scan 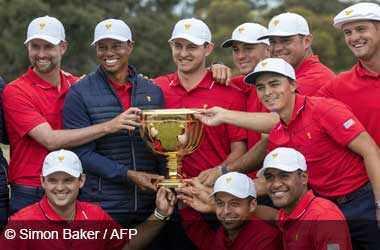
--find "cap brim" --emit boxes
[244,69,295,85]
[24,35,61,45]
[334,17,380,29]
[169,34,206,46]
[43,167,80,178]
[221,39,269,48]
[258,31,303,40]
[256,165,303,177]
[91,35,130,46]
[210,190,252,199]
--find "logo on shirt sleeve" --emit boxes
[343,118,355,129]
[327,243,340,250]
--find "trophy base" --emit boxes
[158,179,186,188]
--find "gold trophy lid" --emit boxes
[141,108,203,115]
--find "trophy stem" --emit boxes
[157,153,185,188]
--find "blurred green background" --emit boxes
[0,0,371,83]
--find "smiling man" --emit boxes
[245,57,380,249]
[62,19,166,230]
[316,3,380,249]
[153,18,247,181]
[318,2,380,154]
[258,147,351,250]
[221,23,270,151]
[1,149,176,250]
[258,12,335,95]
[178,172,282,250]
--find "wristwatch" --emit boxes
[219,164,228,175]
[376,200,380,210]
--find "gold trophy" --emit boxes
[140,109,204,188]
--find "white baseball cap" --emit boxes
[333,2,380,29]
[244,58,295,84]
[258,12,310,40]
[42,149,83,177]
[24,16,65,45]
[91,19,132,45]
[169,18,211,45]
[221,23,269,48]
[257,147,307,177]
[210,172,256,198]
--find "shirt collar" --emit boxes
[217,217,256,247]
[169,70,215,90]
[295,55,319,75]
[279,94,306,127]
[356,61,380,78]
[39,195,88,222]
[109,79,132,91]
[27,66,71,93]
[278,190,315,221]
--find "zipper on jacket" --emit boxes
[0,162,7,191]
[98,176,102,192]
[130,130,138,212]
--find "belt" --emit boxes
[333,182,371,205]
[11,184,45,196]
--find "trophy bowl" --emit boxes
[140,109,204,188]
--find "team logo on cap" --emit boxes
[226,177,232,184]
[261,61,268,67]
[146,96,151,102]
[58,155,65,161]
[105,23,112,30]
[271,153,278,159]
[274,19,280,26]
[184,24,191,30]
[238,26,245,33]
[39,23,46,30]
[345,10,353,16]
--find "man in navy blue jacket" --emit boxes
[62,18,166,230]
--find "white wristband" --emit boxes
[154,208,170,221]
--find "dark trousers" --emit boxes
[336,184,380,250]
[9,184,44,216]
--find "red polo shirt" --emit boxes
[109,79,132,110]
[154,71,247,178]
[180,207,282,250]
[3,67,79,186]
[277,190,352,250]
[1,196,128,250]
[267,95,367,198]
[295,55,336,96]
[317,62,380,146]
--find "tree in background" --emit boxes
[0,0,367,83]
[0,0,180,82]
